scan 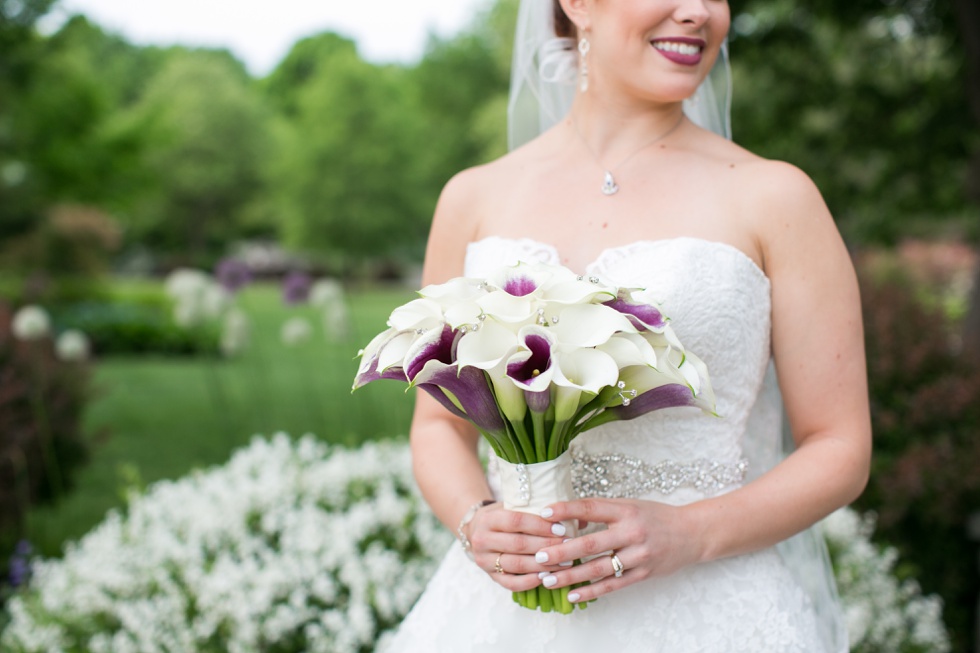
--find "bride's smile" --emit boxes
[650,37,706,66]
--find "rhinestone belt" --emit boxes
[572,450,749,499]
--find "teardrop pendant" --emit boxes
[601,171,619,196]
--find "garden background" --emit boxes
[2,0,979,650]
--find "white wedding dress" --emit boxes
[382,236,845,652]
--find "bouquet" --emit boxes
[354,261,715,612]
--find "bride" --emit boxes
[384,0,871,651]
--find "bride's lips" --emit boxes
[650,37,706,66]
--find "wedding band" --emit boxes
[494,553,505,574]
[610,552,625,578]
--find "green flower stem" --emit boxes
[525,587,538,610]
[560,587,573,613]
[575,406,620,434]
[538,585,554,612]
[509,419,536,464]
[547,420,571,460]
[530,409,547,461]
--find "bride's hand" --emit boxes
[530,498,705,603]
[464,503,569,592]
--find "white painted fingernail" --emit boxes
[551,523,566,536]
[540,507,554,518]
[535,551,549,564]
[538,571,549,579]
[568,592,581,602]
[563,538,572,543]
[542,575,558,588]
[559,560,572,567]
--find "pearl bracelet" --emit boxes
[456,499,495,560]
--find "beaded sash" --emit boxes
[572,450,749,499]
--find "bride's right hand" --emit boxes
[464,503,569,591]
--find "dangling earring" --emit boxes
[578,36,590,92]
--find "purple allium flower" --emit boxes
[282,271,312,305]
[9,540,32,588]
[215,258,252,293]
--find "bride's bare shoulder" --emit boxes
[434,138,548,225]
[424,146,536,282]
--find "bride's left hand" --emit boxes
[532,498,705,603]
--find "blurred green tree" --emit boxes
[732,0,973,244]
[265,38,429,267]
[121,51,272,262]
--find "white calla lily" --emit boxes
[477,290,536,324]
[487,361,527,422]
[540,278,617,305]
[455,320,519,370]
[388,298,444,332]
[486,262,552,297]
[552,303,637,348]
[552,348,619,422]
[553,348,620,393]
[419,277,486,305]
[598,333,660,368]
[376,331,417,373]
[444,302,484,329]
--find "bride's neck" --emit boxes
[566,95,686,160]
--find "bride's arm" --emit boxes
[409,169,560,590]
[534,161,872,601]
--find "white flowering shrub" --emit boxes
[0,435,451,653]
[0,435,950,653]
[822,508,951,653]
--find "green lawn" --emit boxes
[25,281,418,557]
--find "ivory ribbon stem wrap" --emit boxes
[496,450,579,539]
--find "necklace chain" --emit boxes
[571,114,685,196]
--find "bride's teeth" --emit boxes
[654,42,701,56]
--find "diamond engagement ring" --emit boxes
[495,553,505,574]
[610,552,625,578]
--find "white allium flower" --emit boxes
[164,268,210,300]
[165,268,230,328]
[11,305,51,341]
[55,329,91,362]
[322,302,351,341]
[309,278,344,309]
[201,284,231,320]
[281,316,312,346]
[220,308,249,357]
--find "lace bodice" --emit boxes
[466,236,776,506]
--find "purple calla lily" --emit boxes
[506,332,554,389]
[524,389,551,414]
[352,329,414,389]
[353,360,409,387]
[406,325,456,382]
[604,292,667,331]
[503,274,538,297]
[608,383,700,420]
[414,363,505,435]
